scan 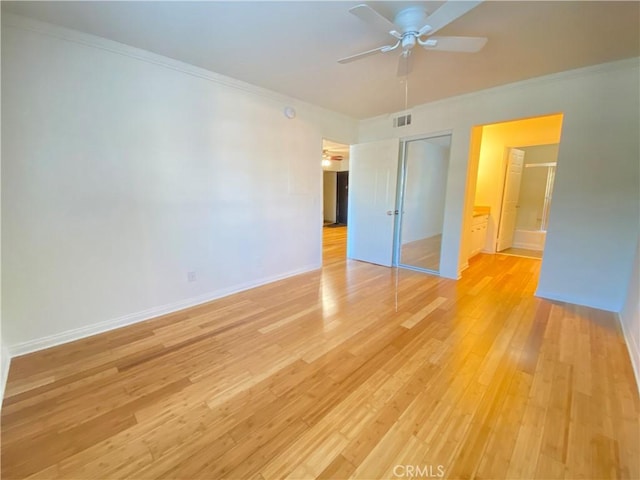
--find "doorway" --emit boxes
[322,139,350,266]
[322,139,350,226]
[469,113,564,262]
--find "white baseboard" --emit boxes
[618,313,640,396]
[512,241,543,251]
[458,261,470,279]
[1,344,11,408]
[534,289,619,313]
[8,264,320,358]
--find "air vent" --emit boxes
[393,113,412,128]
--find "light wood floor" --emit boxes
[2,226,638,479]
[499,247,544,260]
[399,234,443,271]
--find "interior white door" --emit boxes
[347,138,400,266]
[497,148,525,252]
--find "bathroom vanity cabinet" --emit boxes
[470,212,489,257]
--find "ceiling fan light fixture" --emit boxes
[401,34,416,51]
[393,6,427,33]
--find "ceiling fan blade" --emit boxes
[420,36,488,53]
[420,1,484,36]
[338,42,400,64]
[397,52,414,77]
[349,4,402,38]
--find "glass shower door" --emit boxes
[397,135,451,273]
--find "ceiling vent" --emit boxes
[393,113,412,128]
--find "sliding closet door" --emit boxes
[398,135,451,273]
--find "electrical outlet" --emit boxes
[187,271,196,282]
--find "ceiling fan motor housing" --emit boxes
[401,34,416,51]
[394,7,428,34]
[395,7,429,51]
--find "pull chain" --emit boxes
[404,75,409,111]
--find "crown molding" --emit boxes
[1,13,356,124]
[362,56,640,124]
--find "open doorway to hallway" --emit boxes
[466,113,564,264]
[322,139,350,262]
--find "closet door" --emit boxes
[347,138,400,267]
[398,135,451,273]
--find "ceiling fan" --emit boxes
[339,1,488,76]
[323,149,344,161]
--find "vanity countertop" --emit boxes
[472,206,490,217]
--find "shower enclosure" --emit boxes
[513,160,556,251]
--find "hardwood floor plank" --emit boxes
[317,453,357,479]
[2,407,137,479]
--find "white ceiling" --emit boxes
[3,1,639,119]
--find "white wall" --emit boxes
[620,239,640,392]
[401,140,449,243]
[0,9,8,405]
[359,58,639,313]
[1,15,357,354]
[323,171,337,223]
